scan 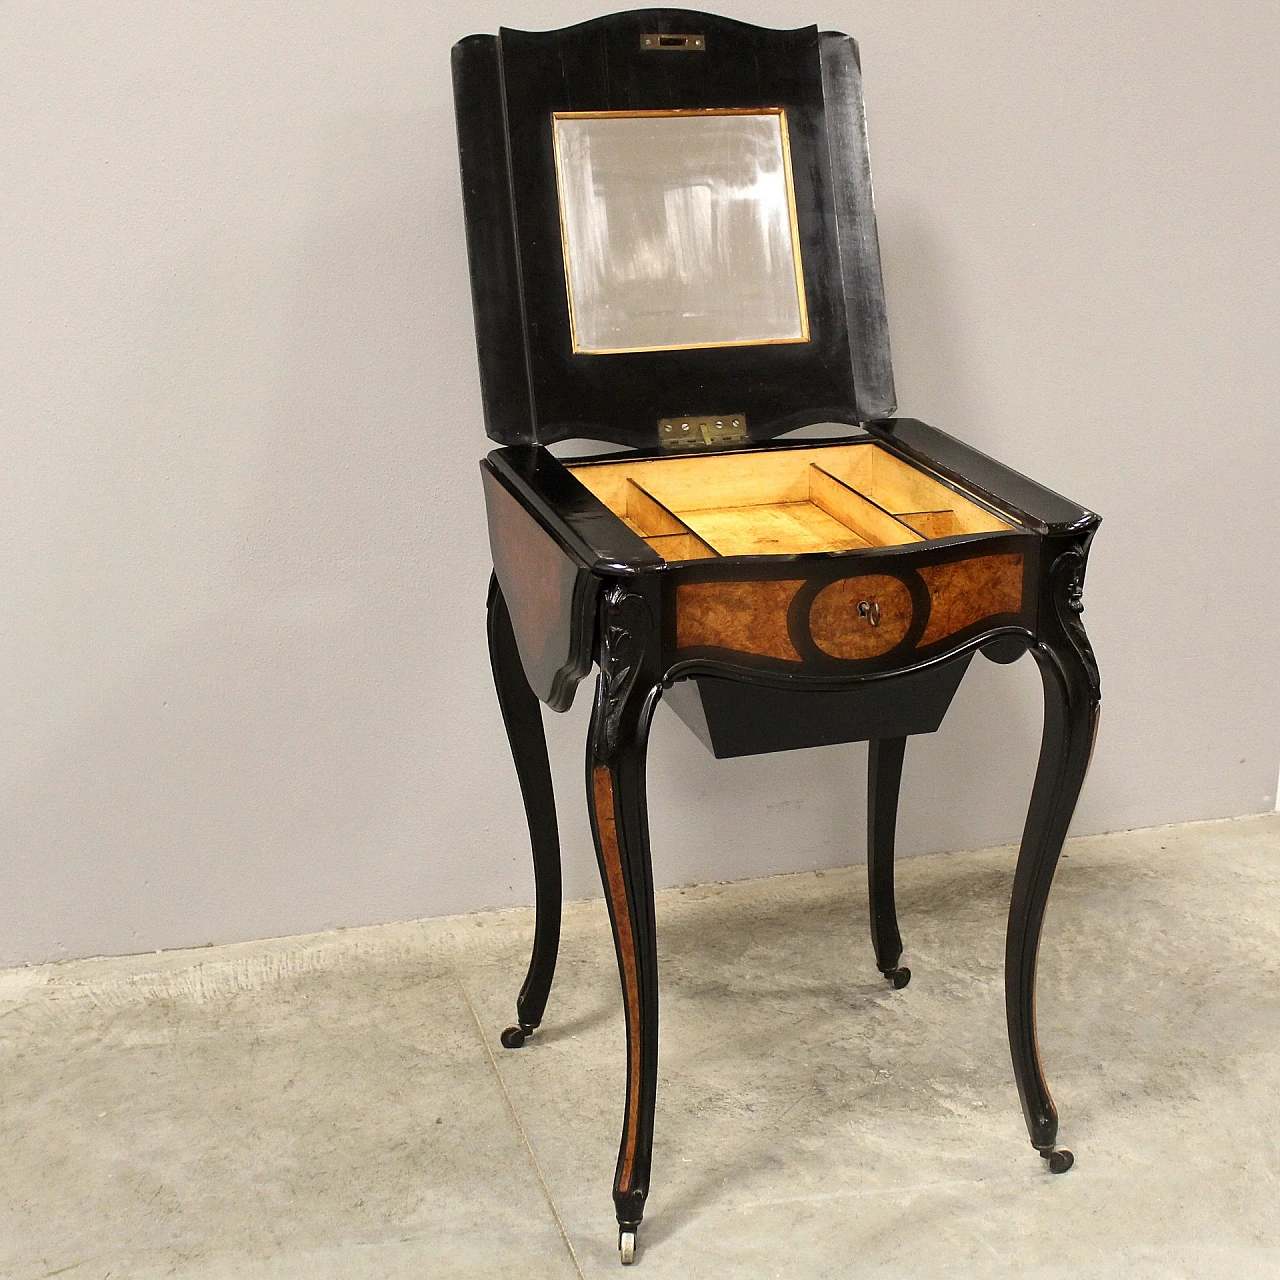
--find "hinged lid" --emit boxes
[452,9,895,450]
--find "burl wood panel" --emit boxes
[591,765,642,1194]
[808,574,913,659]
[675,579,806,661]
[918,553,1024,646]
[483,469,583,704]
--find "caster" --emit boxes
[883,966,911,989]
[619,1229,637,1265]
[1039,1146,1074,1174]
[500,1023,534,1049]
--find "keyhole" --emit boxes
[857,600,881,627]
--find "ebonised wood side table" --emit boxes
[453,10,1100,1264]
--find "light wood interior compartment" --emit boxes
[896,510,966,538]
[643,533,719,560]
[618,479,718,560]
[807,466,923,547]
[569,441,1013,559]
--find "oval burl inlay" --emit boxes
[808,575,913,659]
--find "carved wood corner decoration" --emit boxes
[1046,542,1101,700]
[598,584,651,762]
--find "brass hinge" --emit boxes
[659,414,747,451]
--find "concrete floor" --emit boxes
[2,815,1279,1279]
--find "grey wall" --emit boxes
[3,2,1278,966]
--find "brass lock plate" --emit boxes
[640,32,705,51]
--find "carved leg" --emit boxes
[487,575,562,1049]
[867,737,910,989]
[1006,548,1100,1174]
[587,584,661,1265]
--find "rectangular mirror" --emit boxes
[552,109,810,355]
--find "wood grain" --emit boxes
[819,445,1011,536]
[809,466,922,547]
[624,481,687,536]
[641,532,718,562]
[592,765,642,1195]
[808,574,913,659]
[483,469,585,706]
[898,510,964,539]
[918,554,1024,645]
[675,579,807,660]
[680,502,869,556]
[569,441,1015,543]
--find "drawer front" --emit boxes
[673,552,1025,667]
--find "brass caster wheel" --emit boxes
[619,1229,637,1265]
[883,966,911,989]
[500,1023,534,1049]
[1040,1146,1074,1174]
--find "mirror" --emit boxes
[552,109,809,355]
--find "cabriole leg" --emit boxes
[1006,548,1100,1173]
[587,584,661,1264]
[867,736,910,988]
[487,575,562,1049]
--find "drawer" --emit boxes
[673,553,1025,665]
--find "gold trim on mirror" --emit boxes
[551,108,810,356]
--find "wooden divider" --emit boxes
[807,466,923,547]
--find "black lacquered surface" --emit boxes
[454,11,903,449]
